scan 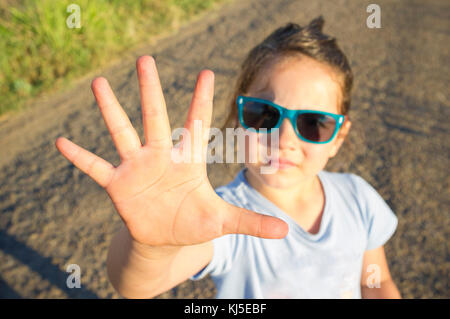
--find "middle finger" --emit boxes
[137,56,173,149]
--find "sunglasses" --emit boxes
[237,95,345,144]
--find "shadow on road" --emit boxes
[0,229,99,299]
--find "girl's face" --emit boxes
[240,54,351,189]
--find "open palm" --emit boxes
[55,56,288,247]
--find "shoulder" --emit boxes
[320,171,392,221]
[321,171,398,246]
[319,170,373,200]
[320,170,384,198]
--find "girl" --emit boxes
[55,16,401,299]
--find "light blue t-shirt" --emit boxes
[191,168,398,299]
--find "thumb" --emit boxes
[222,205,289,239]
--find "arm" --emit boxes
[106,225,213,299]
[360,245,401,299]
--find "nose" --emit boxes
[277,118,300,150]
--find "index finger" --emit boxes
[183,69,215,162]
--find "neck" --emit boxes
[244,168,320,213]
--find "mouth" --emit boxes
[267,158,297,169]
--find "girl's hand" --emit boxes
[55,56,288,247]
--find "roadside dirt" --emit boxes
[0,0,448,298]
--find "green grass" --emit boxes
[0,0,229,117]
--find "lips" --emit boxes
[268,157,297,169]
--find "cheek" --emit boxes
[244,133,268,164]
[302,143,334,168]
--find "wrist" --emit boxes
[121,226,182,260]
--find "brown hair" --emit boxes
[220,16,353,132]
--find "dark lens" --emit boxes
[242,101,280,131]
[297,113,337,142]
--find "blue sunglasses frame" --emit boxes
[237,95,345,144]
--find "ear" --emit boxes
[329,116,351,158]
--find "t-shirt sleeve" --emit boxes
[190,187,241,281]
[353,175,398,251]
[190,234,237,280]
